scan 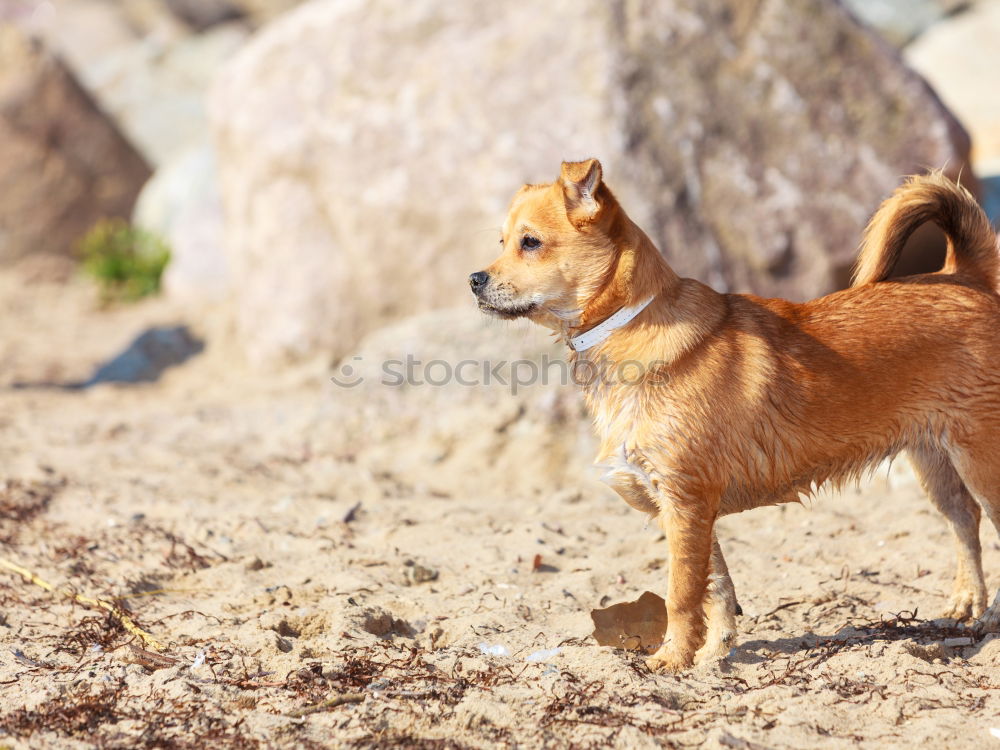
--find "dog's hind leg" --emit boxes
[694,532,739,664]
[909,443,987,620]
[944,429,1000,632]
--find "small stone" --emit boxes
[245,557,269,571]
[402,562,439,586]
[274,634,293,653]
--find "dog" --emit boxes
[469,158,1000,672]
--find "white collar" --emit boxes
[568,295,655,352]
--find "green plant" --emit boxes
[78,219,171,302]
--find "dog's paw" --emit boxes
[973,600,1000,634]
[694,628,736,664]
[940,589,987,621]
[645,644,694,674]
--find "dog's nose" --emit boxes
[469,271,489,291]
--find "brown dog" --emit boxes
[470,159,1000,672]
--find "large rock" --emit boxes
[905,0,1000,166]
[0,26,151,264]
[30,1,248,166]
[133,143,229,300]
[210,0,973,366]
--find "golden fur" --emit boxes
[471,159,1000,672]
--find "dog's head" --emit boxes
[470,159,626,326]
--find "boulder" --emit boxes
[32,1,248,166]
[905,0,1000,166]
[133,143,229,300]
[210,0,973,366]
[0,26,151,264]
[31,0,188,69]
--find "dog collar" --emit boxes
[569,296,655,352]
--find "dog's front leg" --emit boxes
[646,493,718,673]
[694,532,739,664]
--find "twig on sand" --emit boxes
[286,692,365,718]
[127,644,179,669]
[113,587,200,601]
[0,556,166,652]
[342,501,362,524]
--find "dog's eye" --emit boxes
[521,236,541,251]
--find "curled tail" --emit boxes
[852,171,998,289]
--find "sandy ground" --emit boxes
[1,269,999,749]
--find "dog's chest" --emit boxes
[584,377,658,442]
[586,383,677,515]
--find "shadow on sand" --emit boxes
[11,325,203,390]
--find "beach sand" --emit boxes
[1,270,998,748]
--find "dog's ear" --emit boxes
[560,158,603,226]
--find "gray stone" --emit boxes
[0,25,151,264]
[210,0,973,365]
[134,143,229,300]
[32,3,248,166]
[905,0,1000,167]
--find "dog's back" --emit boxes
[706,174,1000,505]
[724,176,1000,630]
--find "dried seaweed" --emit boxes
[0,682,127,738]
[0,680,263,749]
[348,734,476,749]
[115,523,227,572]
[56,613,131,657]
[0,556,165,651]
[1,503,995,750]
[0,477,64,542]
